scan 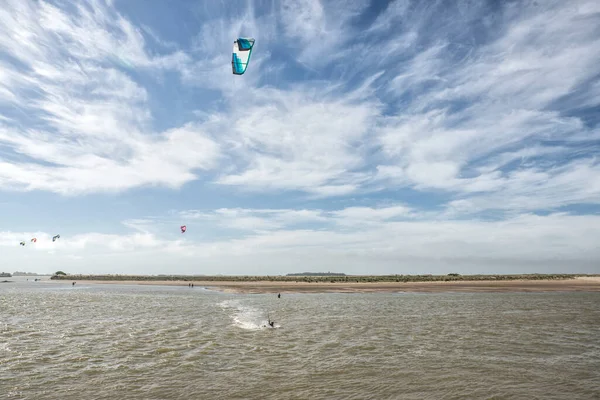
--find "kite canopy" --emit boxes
[232,37,255,75]
[52,234,60,242]
[20,241,25,246]
[181,225,187,234]
[31,238,37,243]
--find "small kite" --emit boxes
[232,37,255,75]
[52,234,60,242]
[20,241,26,246]
[31,238,37,243]
[181,225,187,234]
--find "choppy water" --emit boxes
[1,278,599,399]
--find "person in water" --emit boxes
[277,293,281,298]
[266,316,275,328]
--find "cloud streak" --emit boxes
[371,0,600,213]
[0,0,217,194]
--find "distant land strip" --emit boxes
[50,273,596,283]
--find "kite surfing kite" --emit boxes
[232,37,255,75]
[31,238,37,243]
[181,225,187,234]
[20,241,25,246]
[52,234,60,242]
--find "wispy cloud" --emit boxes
[0,0,217,194]
[279,0,370,68]
[1,0,599,274]
[372,0,600,212]
[214,85,381,196]
[180,207,329,232]
[2,0,598,205]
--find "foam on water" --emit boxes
[219,299,278,330]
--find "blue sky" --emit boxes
[1,0,599,275]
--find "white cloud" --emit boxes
[281,0,325,42]
[2,207,598,274]
[179,207,329,233]
[449,160,600,214]
[280,0,370,68]
[2,0,596,208]
[121,219,158,234]
[374,0,600,211]
[0,0,220,194]
[330,205,415,228]
[0,122,220,194]
[143,211,600,274]
[0,230,164,252]
[214,85,381,196]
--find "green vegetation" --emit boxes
[49,273,592,282]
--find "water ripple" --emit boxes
[1,285,599,399]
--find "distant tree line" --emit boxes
[12,271,45,276]
[286,272,347,276]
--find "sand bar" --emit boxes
[50,277,600,294]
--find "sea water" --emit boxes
[1,278,599,399]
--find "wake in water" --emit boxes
[218,299,280,330]
[42,285,91,291]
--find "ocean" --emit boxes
[2,277,599,399]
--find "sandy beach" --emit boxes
[51,276,600,294]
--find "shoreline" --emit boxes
[50,277,600,294]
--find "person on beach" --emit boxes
[278,293,280,298]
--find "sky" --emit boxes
[1,0,599,276]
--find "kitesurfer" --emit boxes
[278,293,281,298]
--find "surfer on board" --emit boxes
[266,314,275,328]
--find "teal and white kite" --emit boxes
[232,38,255,75]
